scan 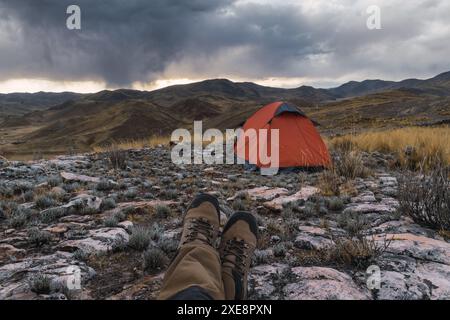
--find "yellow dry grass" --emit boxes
[92,136,171,152]
[330,126,450,170]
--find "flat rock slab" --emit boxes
[377,263,450,300]
[60,172,100,183]
[63,194,103,211]
[264,186,320,211]
[379,176,398,187]
[0,244,26,262]
[294,226,334,250]
[0,251,95,300]
[373,233,450,265]
[230,186,289,202]
[351,191,376,203]
[249,264,289,299]
[58,228,129,254]
[284,267,371,300]
[343,197,399,215]
[116,200,177,210]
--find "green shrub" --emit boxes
[158,237,178,254]
[47,176,63,188]
[96,180,115,192]
[273,243,287,257]
[252,249,271,265]
[101,198,116,210]
[326,197,345,211]
[28,228,52,247]
[8,208,31,228]
[128,226,152,251]
[40,207,66,223]
[29,273,52,294]
[143,247,168,271]
[104,216,119,227]
[337,212,368,237]
[155,205,171,218]
[35,195,57,209]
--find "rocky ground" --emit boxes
[0,147,449,300]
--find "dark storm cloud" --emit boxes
[0,0,237,85]
[0,0,449,87]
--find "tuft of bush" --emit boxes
[337,211,368,237]
[103,216,119,227]
[21,190,34,202]
[326,197,345,211]
[73,249,90,261]
[143,247,168,272]
[252,249,272,265]
[232,199,246,211]
[29,273,52,294]
[128,226,152,251]
[328,235,391,270]
[96,180,115,192]
[114,210,126,222]
[40,207,66,223]
[35,195,57,209]
[124,189,137,199]
[106,146,128,170]
[149,223,164,242]
[161,189,178,200]
[335,150,371,180]
[63,182,81,193]
[0,183,14,197]
[12,182,34,195]
[28,228,52,247]
[398,166,450,231]
[47,176,63,188]
[273,243,288,257]
[318,168,341,196]
[8,207,31,228]
[158,237,178,254]
[101,198,116,210]
[155,205,171,218]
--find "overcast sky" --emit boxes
[0,0,449,93]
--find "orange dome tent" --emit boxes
[235,101,331,169]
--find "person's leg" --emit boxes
[158,194,225,300]
[219,212,258,300]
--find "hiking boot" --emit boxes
[179,193,221,248]
[219,211,258,300]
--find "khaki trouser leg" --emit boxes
[158,243,225,300]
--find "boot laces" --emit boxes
[183,218,215,246]
[222,238,249,276]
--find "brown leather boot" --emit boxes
[158,193,224,300]
[219,211,258,300]
[179,193,221,249]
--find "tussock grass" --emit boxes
[330,126,450,170]
[92,136,171,153]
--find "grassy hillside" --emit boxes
[0,72,449,159]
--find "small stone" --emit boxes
[60,172,101,183]
[264,186,320,211]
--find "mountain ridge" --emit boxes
[0,71,449,157]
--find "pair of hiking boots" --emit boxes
[180,193,258,300]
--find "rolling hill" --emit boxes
[0,72,449,158]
